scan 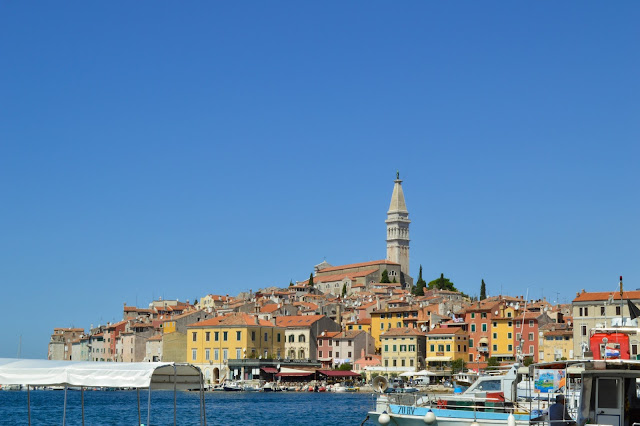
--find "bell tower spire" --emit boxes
[386,172,410,279]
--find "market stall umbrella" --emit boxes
[413,370,436,376]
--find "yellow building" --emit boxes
[490,305,517,362]
[380,327,426,374]
[187,313,285,384]
[346,318,372,335]
[540,325,574,362]
[425,327,468,368]
[370,306,419,351]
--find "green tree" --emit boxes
[451,358,466,374]
[523,356,533,367]
[487,357,499,367]
[289,280,294,287]
[392,277,397,283]
[308,273,314,287]
[380,269,391,283]
[480,279,487,300]
[337,362,352,371]
[427,273,457,291]
[341,283,347,297]
[413,265,427,296]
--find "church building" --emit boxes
[304,174,414,296]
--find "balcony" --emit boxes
[477,346,489,353]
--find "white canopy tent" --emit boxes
[0,358,206,426]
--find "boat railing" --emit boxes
[379,392,535,416]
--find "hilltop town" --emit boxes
[47,176,635,385]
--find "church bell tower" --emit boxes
[386,172,410,279]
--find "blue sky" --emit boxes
[1,2,638,358]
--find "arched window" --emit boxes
[288,335,294,343]
[298,334,306,343]
[290,349,296,359]
[299,349,305,359]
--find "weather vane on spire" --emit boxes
[396,170,399,179]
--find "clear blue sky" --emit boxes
[1,2,638,359]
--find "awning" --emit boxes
[275,372,313,377]
[0,358,202,390]
[317,370,360,378]
[426,356,452,362]
[261,367,278,374]
[479,337,489,344]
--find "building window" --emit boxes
[289,335,294,343]
[223,349,228,361]
[471,324,476,332]
[585,307,588,316]
[507,312,512,318]
[493,333,497,339]
[492,345,497,351]
[482,324,487,332]
[348,352,352,358]
[401,359,405,367]
[410,359,414,367]
[236,349,242,359]
[264,333,268,342]
[616,306,621,316]
[481,313,487,319]
[446,345,450,352]
[252,331,256,341]
[380,323,384,330]
[469,339,474,348]
[385,345,388,352]
[508,322,512,327]
[298,334,306,343]
[319,351,323,358]
[438,345,444,352]
[236,331,242,341]
[223,331,228,341]
[214,349,219,361]
[393,359,397,367]
[397,322,401,328]
[528,333,534,341]
[277,333,281,343]
[529,345,534,354]
[430,345,434,352]
[215,332,219,341]
[205,332,210,342]
[393,345,397,351]
[529,320,534,327]
[329,351,332,357]
[336,352,340,358]
[508,332,512,339]
[471,313,475,319]
[601,306,606,316]
[581,325,587,336]
[348,340,352,346]
[508,344,512,351]
[192,332,197,342]
[493,322,497,327]
[191,349,197,361]
[205,349,210,361]
[517,333,521,340]
[384,360,388,367]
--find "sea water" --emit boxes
[0,390,375,425]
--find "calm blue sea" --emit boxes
[0,390,376,425]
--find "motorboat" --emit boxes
[367,360,632,426]
[261,382,281,392]
[222,381,243,391]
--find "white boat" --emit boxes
[261,381,282,392]
[367,359,630,426]
[222,381,243,391]
[368,364,534,426]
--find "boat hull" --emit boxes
[368,407,531,426]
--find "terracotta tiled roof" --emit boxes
[427,327,465,335]
[188,313,274,328]
[573,290,640,302]
[347,318,372,325]
[371,305,419,314]
[274,315,325,327]
[381,327,424,337]
[260,304,281,313]
[318,260,400,273]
